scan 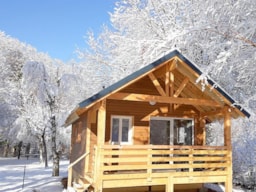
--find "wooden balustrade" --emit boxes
[97,145,230,182]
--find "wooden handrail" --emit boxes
[68,152,90,188]
[98,145,230,181]
[100,145,228,150]
[68,152,90,168]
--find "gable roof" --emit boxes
[66,49,250,125]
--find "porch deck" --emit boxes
[91,145,231,191]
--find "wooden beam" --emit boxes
[65,111,79,126]
[176,58,225,105]
[97,100,106,146]
[85,109,92,173]
[76,100,102,117]
[199,116,206,145]
[224,106,231,148]
[166,176,174,192]
[174,77,189,98]
[169,59,177,71]
[223,106,233,192]
[169,71,175,112]
[225,150,233,192]
[148,73,166,96]
[108,93,222,107]
[165,65,170,96]
[201,109,224,118]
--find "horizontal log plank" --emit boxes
[101,145,227,150]
[101,149,228,156]
[102,170,228,180]
[102,156,228,163]
[108,93,222,107]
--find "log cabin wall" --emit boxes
[106,99,157,145]
[105,99,204,145]
[86,107,98,173]
[70,112,87,177]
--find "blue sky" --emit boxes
[0,0,116,62]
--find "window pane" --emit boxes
[121,119,129,142]
[174,119,193,145]
[150,120,170,145]
[112,118,119,142]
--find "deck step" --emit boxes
[73,181,91,192]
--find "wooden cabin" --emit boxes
[65,50,250,192]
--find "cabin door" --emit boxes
[150,118,173,145]
[150,117,194,145]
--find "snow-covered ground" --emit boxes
[204,183,245,192]
[0,157,68,192]
[0,156,247,192]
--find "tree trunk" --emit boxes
[42,133,48,168]
[52,150,60,176]
[38,137,44,163]
[38,128,48,167]
[51,115,59,176]
[3,140,9,157]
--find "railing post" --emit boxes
[147,147,152,182]
[166,176,174,192]
[93,146,98,182]
[67,167,72,189]
[94,145,103,192]
[189,148,193,172]
[225,149,233,192]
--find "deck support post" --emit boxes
[166,176,174,192]
[95,100,106,192]
[224,106,231,147]
[147,148,152,181]
[85,109,92,173]
[97,100,106,146]
[194,115,206,145]
[224,106,232,192]
[199,115,206,145]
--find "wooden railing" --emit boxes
[67,151,90,188]
[97,145,230,182]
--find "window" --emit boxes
[111,116,133,145]
[150,117,194,145]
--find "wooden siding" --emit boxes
[121,75,160,95]
[70,112,87,177]
[106,99,202,145]
[87,108,98,174]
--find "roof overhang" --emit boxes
[65,49,250,126]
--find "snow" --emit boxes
[0,157,247,192]
[204,183,245,192]
[0,157,68,192]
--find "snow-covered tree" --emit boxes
[22,61,52,167]
[0,31,56,146]
[0,32,78,175]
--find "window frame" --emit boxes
[150,116,194,145]
[110,115,133,145]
